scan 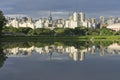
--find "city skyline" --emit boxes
[1,0,120,19]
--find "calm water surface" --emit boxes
[0,41,120,80]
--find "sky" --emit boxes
[0,0,120,19]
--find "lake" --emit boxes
[0,41,120,80]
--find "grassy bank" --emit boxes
[1,35,120,42]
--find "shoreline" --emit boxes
[1,35,120,42]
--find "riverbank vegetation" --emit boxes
[1,26,120,42]
[0,10,6,36]
[2,26,120,36]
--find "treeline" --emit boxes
[2,26,120,36]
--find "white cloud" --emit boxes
[22,10,69,19]
[86,10,120,18]
[1,0,120,19]
[5,14,28,18]
[1,7,13,11]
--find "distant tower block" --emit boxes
[91,18,96,24]
[28,17,32,23]
[80,12,85,22]
[73,12,78,21]
[99,16,105,24]
[48,11,52,21]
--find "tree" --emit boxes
[34,28,43,35]
[73,27,86,36]
[100,27,114,35]
[62,28,74,36]
[114,30,120,35]
[0,10,6,36]
[53,28,65,36]
[17,27,33,34]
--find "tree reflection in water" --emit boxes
[0,43,7,68]
[1,40,120,64]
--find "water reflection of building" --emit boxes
[107,43,120,55]
[3,43,120,61]
[4,46,34,57]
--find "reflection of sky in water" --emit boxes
[0,42,120,80]
[0,56,120,80]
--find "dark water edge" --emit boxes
[1,35,120,42]
[1,40,119,49]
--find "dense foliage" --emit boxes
[0,10,6,36]
[2,26,120,36]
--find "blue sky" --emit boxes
[0,0,120,19]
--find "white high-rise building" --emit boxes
[26,22,35,29]
[91,18,96,24]
[99,16,105,24]
[82,20,88,28]
[73,12,78,21]
[69,20,78,28]
[80,12,85,22]
[65,20,70,28]
[28,17,33,23]
[10,18,19,28]
[107,16,115,25]
[35,19,43,28]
